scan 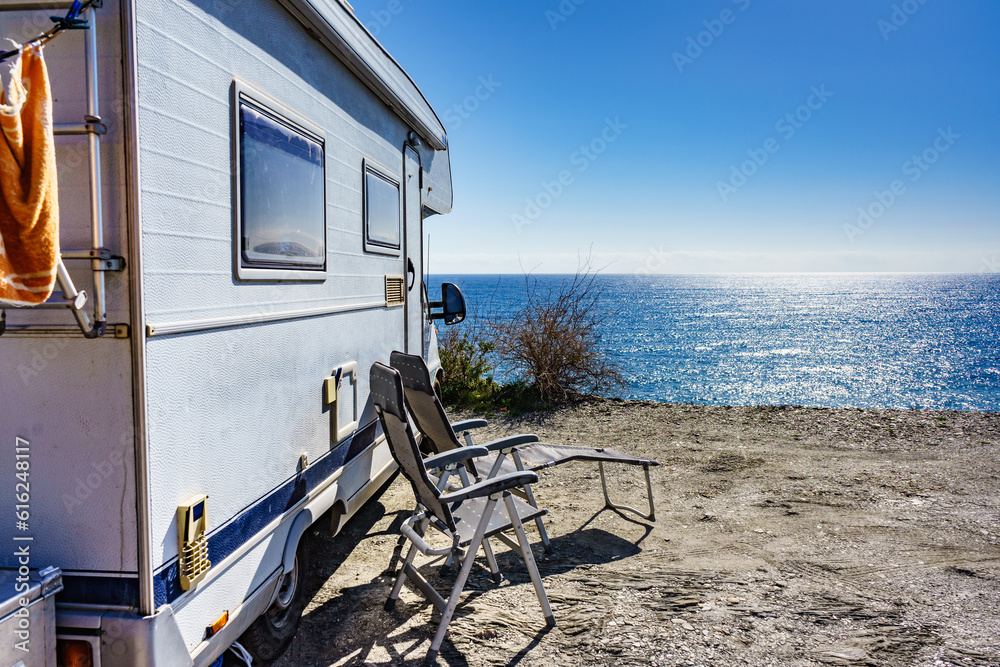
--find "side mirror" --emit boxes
[429,283,466,325]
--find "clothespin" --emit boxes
[0,0,93,63]
[49,0,89,31]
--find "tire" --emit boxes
[238,535,310,664]
[433,373,444,403]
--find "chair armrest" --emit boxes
[440,470,540,504]
[423,446,489,471]
[451,418,488,433]
[481,434,540,452]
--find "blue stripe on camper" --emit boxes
[58,574,141,607]
[153,420,378,607]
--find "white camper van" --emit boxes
[0,0,464,663]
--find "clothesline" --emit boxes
[0,0,97,64]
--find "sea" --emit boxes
[428,273,1000,412]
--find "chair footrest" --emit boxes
[512,443,658,471]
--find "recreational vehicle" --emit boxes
[0,0,464,663]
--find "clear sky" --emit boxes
[350,1,1000,274]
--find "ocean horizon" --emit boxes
[429,273,1000,412]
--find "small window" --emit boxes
[363,161,401,255]
[233,82,327,280]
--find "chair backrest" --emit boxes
[370,362,455,531]
[389,351,463,455]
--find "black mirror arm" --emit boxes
[428,283,467,324]
[427,302,446,320]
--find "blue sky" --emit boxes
[351,1,1000,274]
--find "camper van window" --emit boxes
[236,96,326,277]
[363,162,401,255]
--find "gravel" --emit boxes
[275,399,1000,667]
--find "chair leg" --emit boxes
[386,542,419,611]
[387,535,407,575]
[599,461,656,521]
[481,537,501,583]
[487,451,507,478]
[438,469,475,571]
[389,512,429,574]
[442,535,461,572]
[427,496,499,663]
[511,450,552,552]
[502,492,555,626]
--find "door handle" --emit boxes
[407,258,416,290]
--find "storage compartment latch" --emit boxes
[325,361,359,443]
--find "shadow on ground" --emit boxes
[277,480,655,667]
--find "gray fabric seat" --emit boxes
[370,362,554,664]
[389,351,659,547]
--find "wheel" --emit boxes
[433,372,444,403]
[238,535,310,664]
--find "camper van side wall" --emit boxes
[132,0,446,657]
[0,0,452,661]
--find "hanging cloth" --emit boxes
[0,44,60,306]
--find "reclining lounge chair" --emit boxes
[389,351,659,551]
[370,362,555,663]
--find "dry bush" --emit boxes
[486,263,626,404]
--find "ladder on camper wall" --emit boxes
[0,0,123,339]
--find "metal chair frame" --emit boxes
[371,362,554,664]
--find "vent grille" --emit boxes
[179,534,211,591]
[385,275,405,307]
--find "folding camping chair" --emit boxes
[389,351,659,553]
[370,362,555,664]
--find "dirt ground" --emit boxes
[274,399,1000,667]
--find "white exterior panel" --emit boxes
[135,0,413,325]
[144,308,402,567]
[0,0,138,585]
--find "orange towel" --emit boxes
[0,44,60,306]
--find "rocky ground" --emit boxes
[275,399,1000,667]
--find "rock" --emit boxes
[819,647,870,663]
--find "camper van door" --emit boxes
[403,145,422,355]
